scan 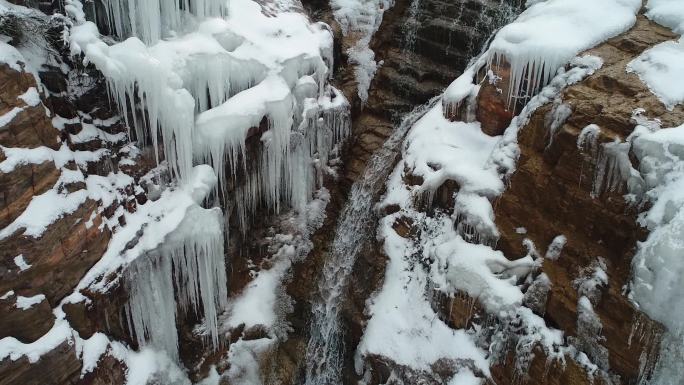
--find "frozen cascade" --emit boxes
[125,205,228,361]
[195,80,350,230]
[103,0,227,44]
[303,98,439,385]
[331,0,394,103]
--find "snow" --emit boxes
[13,254,31,271]
[0,107,25,128]
[0,143,109,173]
[112,344,190,385]
[357,215,490,372]
[18,87,40,107]
[76,332,110,375]
[487,0,639,105]
[645,0,684,34]
[357,32,604,378]
[0,40,24,72]
[448,368,482,385]
[628,38,684,111]
[0,317,72,363]
[401,109,503,198]
[225,260,288,330]
[225,339,273,385]
[15,294,46,310]
[0,186,88,239]
[544,235,567,261]
[1,291,14,300]
[331,0,393,102]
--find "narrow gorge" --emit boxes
[1,0,683,385]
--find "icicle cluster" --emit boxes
[125,206,228,360]
[485,0,640,107]
[591,139,636,198]
[66,0,351,368]
[195,81,350,230]
[104,0,226,44]
[72,0,349,223]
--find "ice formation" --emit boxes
[568,104,684,383]
[195,77,349,228]
[102,0,227,44]
[6,0,350,381]
[569,260,611,378]
[125,205,228,360]
[331,0,394,102]
[628,122,684,383]
[68,0,349,207]
[485,0,640,106]
[629,16,684,378]
[591,138,641,199]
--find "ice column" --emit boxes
[125,206,228,360]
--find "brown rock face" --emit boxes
[492,16,683,384]
[0,341,81,385]
[476,63,515,136]
[0,290,53,342]
[0,62,112,344]
[0,12,149,384]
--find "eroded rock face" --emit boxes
[341,11,683,385]
[491,16,683,384]
[4,1,684,385]
[0,11,155,383]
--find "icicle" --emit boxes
[194,77,349,233]
[125,205,228,358]
[125,250,179,360]
[523,273,551,315]
[592,139,633,198]
[545,100,572,147]
[578,124,601,154]
[102,0,226,44]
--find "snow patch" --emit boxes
[628,37,684,111]
[13,254,31,271]
[15,294,46,310]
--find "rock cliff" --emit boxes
[1,0,683,385]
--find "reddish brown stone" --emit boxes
[476,63,515,136]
